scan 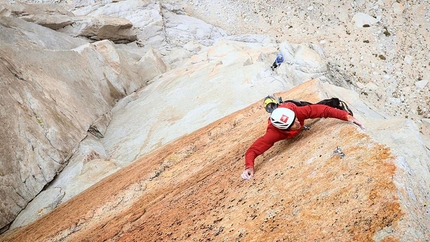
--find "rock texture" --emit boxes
[0,0,241,231]
[176,0,430,122]
[8,36,351,230]
[0,1,154,231]
[0,0,429,239]
[0,80,428,241]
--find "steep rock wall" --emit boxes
[1,80,427,241]
[1,0,429,238]
[0,12,152,230]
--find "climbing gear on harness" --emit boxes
[333,146,345,158]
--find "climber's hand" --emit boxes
[241,168,254,180]
[347,115,365,130]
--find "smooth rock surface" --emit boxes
[0,4,151,230]
[1,0,429,238]
[1,80,428,241]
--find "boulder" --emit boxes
[3,1,75,30]
[352,12,379,28]
[135,47,167,83]
[60,16,137,43]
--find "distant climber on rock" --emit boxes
[241,95,365,180]
[270,53,284,71]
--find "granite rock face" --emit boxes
[1,80,428,241]
[0,2,156,230]
[0,0,239,231]
[0,0,429,239]
[8,36,310,231]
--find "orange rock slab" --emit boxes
[0,80,403,241]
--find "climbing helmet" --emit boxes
[270,107,296,130]
[276,53,284,64]
[263,95,279,113]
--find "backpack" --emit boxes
[316,98,353,115]
[279,97,353,116]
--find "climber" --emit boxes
[241,95,364,180]
[270,53,284,71]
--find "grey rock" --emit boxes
[10,188,65,230]
[0,10,151,230]
[1,0,429,239]
[60,16,137,43]
[8,2,75,30]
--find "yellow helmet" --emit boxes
[263,95,279,113]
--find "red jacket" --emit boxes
[245,102,349,169]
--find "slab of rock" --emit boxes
[1,80,428,241]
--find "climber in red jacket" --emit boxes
[241,96,364,180]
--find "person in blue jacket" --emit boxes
[271,53,284,71]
